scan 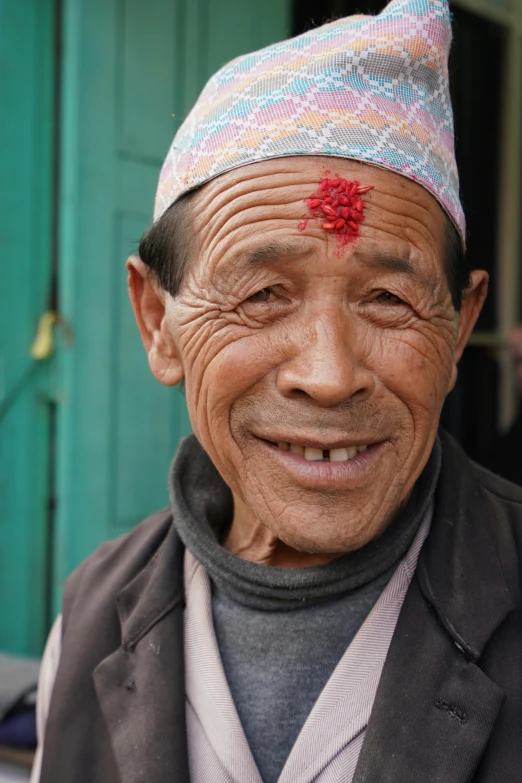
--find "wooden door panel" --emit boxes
[119,0,180,160]
[0,0,55,654]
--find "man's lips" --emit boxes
[252,435,386,489]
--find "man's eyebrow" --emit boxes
[357,249,415,275]
[234,240,313,268]
[357,249,433,287]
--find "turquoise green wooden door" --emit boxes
[54,0,291,610]
[0,0,56,654]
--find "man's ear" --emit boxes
[126,255,184,386]
[448,269,489,391]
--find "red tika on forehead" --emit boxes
[298,174,374,251]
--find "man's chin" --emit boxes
[256,502,395,556]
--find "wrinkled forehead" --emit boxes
[187,156,448,271]
[191,157,447,229]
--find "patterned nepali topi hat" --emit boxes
[155,0,465,244]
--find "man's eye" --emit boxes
[373,291,405,306]
[246,288,273,303]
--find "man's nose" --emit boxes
[276,314,375,407]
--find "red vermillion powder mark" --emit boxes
[298,174,374,252]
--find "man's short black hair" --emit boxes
[139,191,195,299]
[444,214,471,311]
[139,190,470,311]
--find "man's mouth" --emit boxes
[254,435,386,488]
[271,442,368,462]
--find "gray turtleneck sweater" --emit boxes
[169,435,441,783]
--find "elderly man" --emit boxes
[32,1,522,782]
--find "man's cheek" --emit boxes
[378,334,452,399]
[188,376,243,464]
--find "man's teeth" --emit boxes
[277,443,368,461]
[331,447,357,461]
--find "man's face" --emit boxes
[130,157,486,554]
